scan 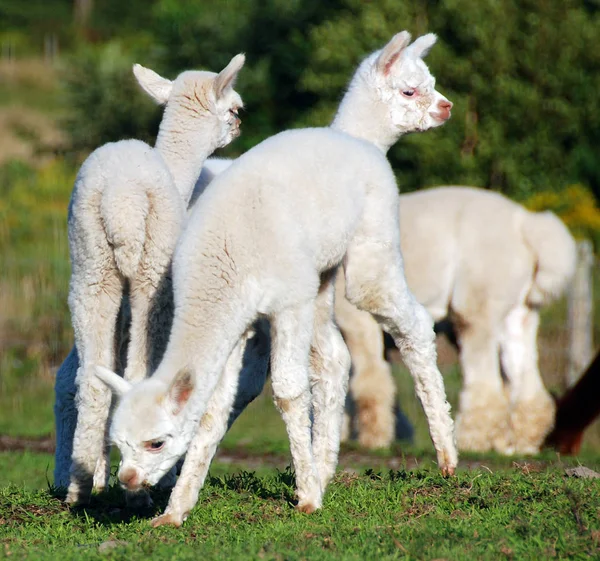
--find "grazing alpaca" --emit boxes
[96,31,457,527]
[337,187,576,454]
[62,55,245,505]
[545,349,600,455]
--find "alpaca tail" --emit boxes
[521,210,577,307]
[101,181,151,280]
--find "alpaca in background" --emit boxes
[338,186,576,454]
[60,55,246,505]
[96,31,457,527]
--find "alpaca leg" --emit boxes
[335,274,396,449]
[500,306,555,454]
[55,299,131,491]
[152,326,270,527]
[66,271,122,504]
[271,302,322,512]
[455,320,511,453]
[125,280,160,383]
[344,240,457,475]
[310,273,351,492]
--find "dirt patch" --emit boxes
[0,435,55,453]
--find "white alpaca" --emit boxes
[63,54,246,505]
[96,31,458,527]
[337,186,576,453]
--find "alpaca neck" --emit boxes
[330,69,402,154]
[155,112,220,205]
[154,288,255,438]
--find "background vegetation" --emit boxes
[1,1,600,557]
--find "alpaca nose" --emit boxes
[437,99,453,119]
[118,467,140,488]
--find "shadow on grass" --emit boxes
[47,466,298,527]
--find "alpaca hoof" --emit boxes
[441,465,455,477]
[296,501,319,514]
[151,512,184,528]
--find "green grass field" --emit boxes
[2,452,600,559]
[2,364,600,560]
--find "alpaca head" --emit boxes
[133,54,246,150]
[334,31,452,150]
[372,32,451,132]
[95,366,196,490]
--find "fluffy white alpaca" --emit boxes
[63,54,246,505]
[96,31,458,527]
[337,186,576,453]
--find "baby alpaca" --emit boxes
[337,187,576,454]
[97,31,457,527]
[64,54,245,505]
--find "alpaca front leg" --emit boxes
[344,241,457,475]
[271,302,322,512]
[310,274,351,491]
[152,328,269,527]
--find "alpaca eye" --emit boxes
[402,90,415,97]
[147,440,165,451]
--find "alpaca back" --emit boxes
[397,187,559,319]
[71,139,183,280]
[521,209,576,306]
[179,128,392,296]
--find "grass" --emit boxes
[2,360,600,558]
[2,460,600,560]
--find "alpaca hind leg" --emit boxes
[152,326,270,527]
[310,272,351,491]
[335,274,396,449]
[271,301,322,512]
[66,271,122,504]
[344,240,457,475]
[455,319,511,453]
[500,306,555,454]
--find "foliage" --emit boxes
[0,159,73,401]
[524,184,600,247]
[301,0,600,198]
[60,41,162,153]
[4,1,600,199]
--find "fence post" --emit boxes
[567,239,594,387]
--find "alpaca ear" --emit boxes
[95,366,132,397]
[214,53,245,99]
[407,33,437,59]
[376,31,412,76]
[166,369,195,415]
[133,64,173,105]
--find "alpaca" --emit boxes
[337,186,576,454]
[62,54,246,505]
[96,31,458,527]
[544,349,600,455]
